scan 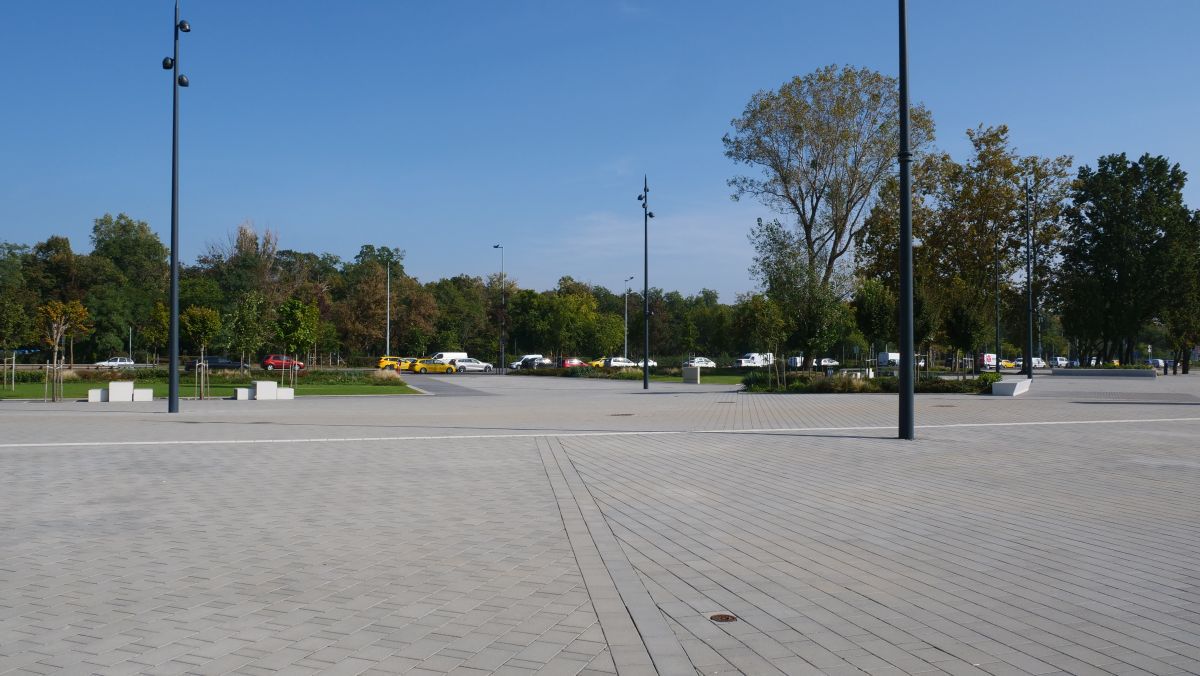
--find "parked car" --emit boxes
[451,358,493,372]
[558,357,588,368]
[261,354,305,370]
[511,354,544,369]
[378,355,416,370]
[636,359,657,368]
[1013,357,1047,369]
[1147,358,1165,368]
[413,358,457,374]
[683,357,717,368]
[94,356,135,369]
[587,357,608,368]
[819,358,840,367]
[185,356,248,372]
[999,359,1017,369]
[1051,356,1068,368]
[520,356,554,369]
[605,357,638,368]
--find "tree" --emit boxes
[1060,154,1190,364]
[748,218,846,370]
[725,64,935,284]
[734,293,788,384]
[224,291,269,368]
[142,302,170,363]
[854,278,897,358]
[1160,210,1200,373]
[181,306,222,363]
[38,300,89,368]
[275,299,319,359]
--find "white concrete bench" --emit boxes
[839,368,873,380]
[234,381,295,401]
[88,381,153,403]
[991,379,1032,396]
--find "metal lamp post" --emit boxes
[637,177,654,390]
[1025,177,1034,381]
[163,0,190,413]
[494,244,504,371]
[897,0,915,439]
[623,275,634,360]
[385,261,391,356]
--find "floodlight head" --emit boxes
[648,212,655,218]
[636,194,644,201]
[178,20,191,32]
[493,244,502,249]
[177,74,189,87]
[162,57,174,69]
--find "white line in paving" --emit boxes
[2,415,1199,449]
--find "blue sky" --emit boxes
[2,1,1198,302]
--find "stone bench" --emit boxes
[1051,368,1156,377]
[839,368,873,380]
[88,381,153,403]
[234,380,295,401]
[991,379,1032,396]
[682,366,701,384]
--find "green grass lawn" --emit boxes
[0,379,419,399]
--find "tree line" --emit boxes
[3,64,1198,373]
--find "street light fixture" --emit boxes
[623,275,634,360]
[164,0,190,413]
[494,244,505,371]
[637,177,654,390]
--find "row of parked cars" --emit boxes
[378,352,495,374]
[93,354,303,371]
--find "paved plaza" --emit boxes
[2,373,1200,675]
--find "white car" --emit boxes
[95,356,135,369]
[683,357,717,368]
[451,358,493,372]
[605,357,638,368]
[819,358,840,367]
[510,354,543,369]
[636,359,657,368]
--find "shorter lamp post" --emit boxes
[623,275,634,360]
[494,244,504,371]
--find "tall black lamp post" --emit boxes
[637,177,654,391]
[897,0,915,439]
[1025,177,1034,381]
[163,1,190,413]
[494,244,504,371]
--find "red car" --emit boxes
[261,354,305,370]
[558,357,588,368]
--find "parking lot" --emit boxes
[2,374,1200,675]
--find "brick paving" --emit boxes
[2,373,1199,674]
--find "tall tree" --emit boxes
[725,64,935,283]
[1060,154,1189,364]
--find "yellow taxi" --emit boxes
[412,358,457,374]
[999,359,1016,369]
[378,356,417,370]
[587,357,607,368]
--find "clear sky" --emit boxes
[3,1,1198,302]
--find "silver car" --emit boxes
[451,358,493,373]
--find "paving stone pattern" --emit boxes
[3,373,1200,674]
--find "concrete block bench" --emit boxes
[1051,368,1156,377]
[234,381,295,401]
[88,381,153,403]
[682,366,701,384]
[991,379,1031,396]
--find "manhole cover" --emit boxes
[717,401,736,404]
[709,613,737,623]
[932,404,956,408]
[609,413,634,416]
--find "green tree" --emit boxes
[142,302,170,363]
[725,64,935,283]
[1160,210,1200,373]
[38,299,89,368]
[275,299,319,360]
[181,306,222,362]
[224,291,269,367]
[854,278,897,358]
[1060,154,1190,364]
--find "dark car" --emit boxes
[261,354,305,370]
[185,356,248,372]
[520,356,554,369]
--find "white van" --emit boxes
[430,351,468,364]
